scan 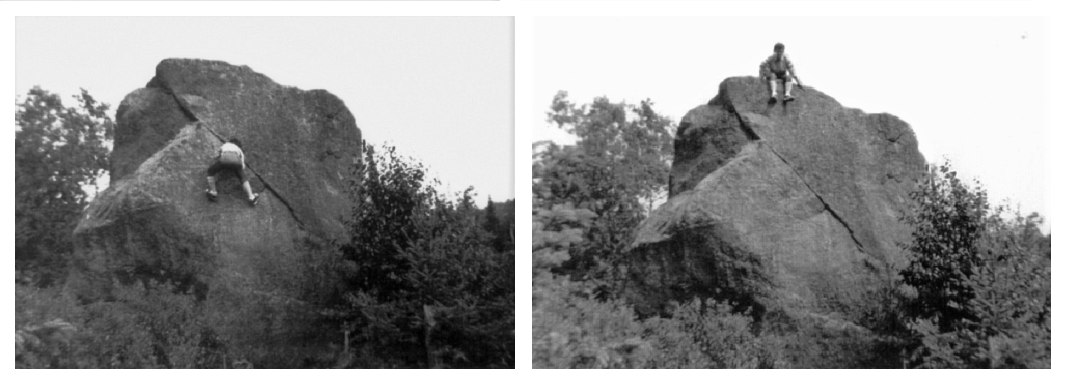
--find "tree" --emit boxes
[15,87,114,286]
[391,190,514,367]
[482,197,515,253]
[540,91,674,212]
[340,142,438,299]
[334,142,513,368]
[899,162,989,331]
[533,91,674,297]
[900,162,1051,368]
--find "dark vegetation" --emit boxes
[15,87,112,287]
[327,142,514,368]
[532,92,1051,368]
[15,87,515,368]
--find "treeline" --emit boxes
[326,142,515,368]
[15,87,515,368]
[15,86,112,287]
[532,92,1051,368]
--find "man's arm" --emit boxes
[786,55,797,78]
[786,56,804,89]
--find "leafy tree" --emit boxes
[534,91,674,295]
[900,162,1051,368]
[539,91,674,212]
[335,142,513,368]
[898,162,988,329]
[482,197,515,253]
[340,142,438,300]
[395,191,514,367]
[15,87,114,286]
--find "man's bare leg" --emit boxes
[768,79,778,102]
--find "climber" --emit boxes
[205,136,260,206]
[759,42,804,103]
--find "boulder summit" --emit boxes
[70,59,361,364]
[627,77,925,340]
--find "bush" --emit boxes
[642,299,766,368]
[533,276,649,369]
[16,281,225,368]
[533,202,778,369]
[334,142,514,368]
[16,87,113,286]
[900,162,1051,368]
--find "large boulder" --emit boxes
[70,59,361,365]
[626,77,925,353]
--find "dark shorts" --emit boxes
[207,158,248,183]
[766,70,792,82]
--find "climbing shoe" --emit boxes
[249,193,260,206]
[768,95,777,104]
[783,95,796,102]
[206,189,218,202]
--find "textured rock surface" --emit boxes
[627,77,924,330]
[70,59,361,364]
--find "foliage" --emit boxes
[900,162,1051,368]
[341,142,439,299]
[534,91,674,296]
[15,281,225,369]
[532,203,646,368]
[641,300,768,368]
[15,87,114,286]
[533,277,650,369]
[532,202,776,369]
[335,142,514,368]
[483,198,516,253]
[899,162,989,330]
[540,91,674,209]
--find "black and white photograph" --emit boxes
[532,16,1052,369]
[14,16,514,369]
[5,0,1063,380]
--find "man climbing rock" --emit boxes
[205,135,260,206]
[760,42,803,103]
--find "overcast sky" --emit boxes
[534,17,1051,233]
[16,17,514,202]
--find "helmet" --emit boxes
[774,42,785,51]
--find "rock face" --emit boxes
[70,59,361,364]
[627,77,925,336]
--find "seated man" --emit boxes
[205,136,259,206]
[759,42,799,103]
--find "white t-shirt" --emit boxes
[219,142,245,166]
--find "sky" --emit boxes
[16,17,514,202]
[534,17,1051,234]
